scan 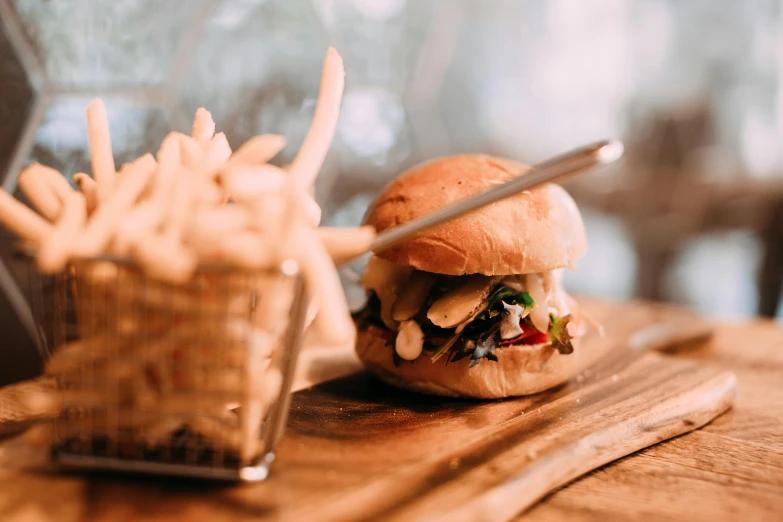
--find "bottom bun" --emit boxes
[355,326,578,399]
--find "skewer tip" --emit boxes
[597,140,624,164]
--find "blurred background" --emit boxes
[0,0,781,385]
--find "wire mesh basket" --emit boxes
[23,253,307,482]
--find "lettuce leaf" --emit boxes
[549,313,574,354]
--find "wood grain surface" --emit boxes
[0,299,778,521]
[520,312,783,522]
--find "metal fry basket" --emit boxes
[24,254,307,482]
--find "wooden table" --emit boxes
[522,305,783,521]
[0,299,781,521]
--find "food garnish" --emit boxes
[355,261,585,367]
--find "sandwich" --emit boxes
[352,154,592,398]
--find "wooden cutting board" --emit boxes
[254,350,735,522]
[0,303,736,522]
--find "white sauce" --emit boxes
[395,320,424,360]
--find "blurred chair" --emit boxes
[759,200,783,317]
[567,102,783,317]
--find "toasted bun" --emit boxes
[356,326,577,399]
[363,155,587,275]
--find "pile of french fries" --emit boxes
[47,263,291,462]
[0,48,371,463]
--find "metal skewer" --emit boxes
[369,139,624,254]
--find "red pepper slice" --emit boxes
[499,322,548,346]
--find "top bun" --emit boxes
[363,155,587,276]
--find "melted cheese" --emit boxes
[396,320,424,360]
[363,260,581,336]
[426,275,496,328]
[361,256,412,329]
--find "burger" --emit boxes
[352,154,594,399]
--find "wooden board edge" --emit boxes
[430,370,737,522]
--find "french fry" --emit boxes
[114,154,157,203]
[210,231,272,269]
[73,173,98,215]
[83,260,120,285]
[134,234,197,284]
[302,193,322,226]
[202,132,232,177]
[37,192,87,273]
[78,153,156,257]
[305,299,319,330]
[135,392,234,416]
[0,189,53,243]
[21,45,352,467]
[112,201,158,255]
[17,164,65,220]
[244,196,286,257]
[191,108,216,144]
[261,367,283,407]
[196,181,224,205]
[153,132,183,197]
[289,224,354,345]
[24,423,54,447]
[44,335,114,375]
[121,283,250,317]
[185,205,251,249]
[113,134,180,253]
[114,309,178,338]
[86,99,116,201]
[229,134,286,165]
[241,345,280,463]
[41,164,76,201]
[178,132,203,168]
[162,137,201,245]
[172,363,245,395]
[17,382,59,417]
[189,414,242,450]
[100,333,240,387]
[57,389,114,409]
[142,417,187,449]
[317,225,376,264]
[248,329,277,359]
[289,47,345,188]
[164,173,196,244]
[222,164,286,201]
[253,277,296,336]
[117,162,133,177]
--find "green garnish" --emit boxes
[487,287,517,310]
[431,287,536,365]
[430,331,463,362]
[516,291,534,308]
[469,337,498,367]
[361,281,561,370]
[549,313,574,354]
[487,287,535,312]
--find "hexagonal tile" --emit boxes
[325,85,417,210]
[0,17,35,182]
[11,0,201,87]
[174,0,342,212]
[312,0,441,92]
[0,271,43,386]
[26,96,171,182]
[176,0,328,151]
[0,7,42,383]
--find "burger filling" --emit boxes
[353,256,586,367]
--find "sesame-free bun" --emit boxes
[363,155,587,276]
[356,326,577,399]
